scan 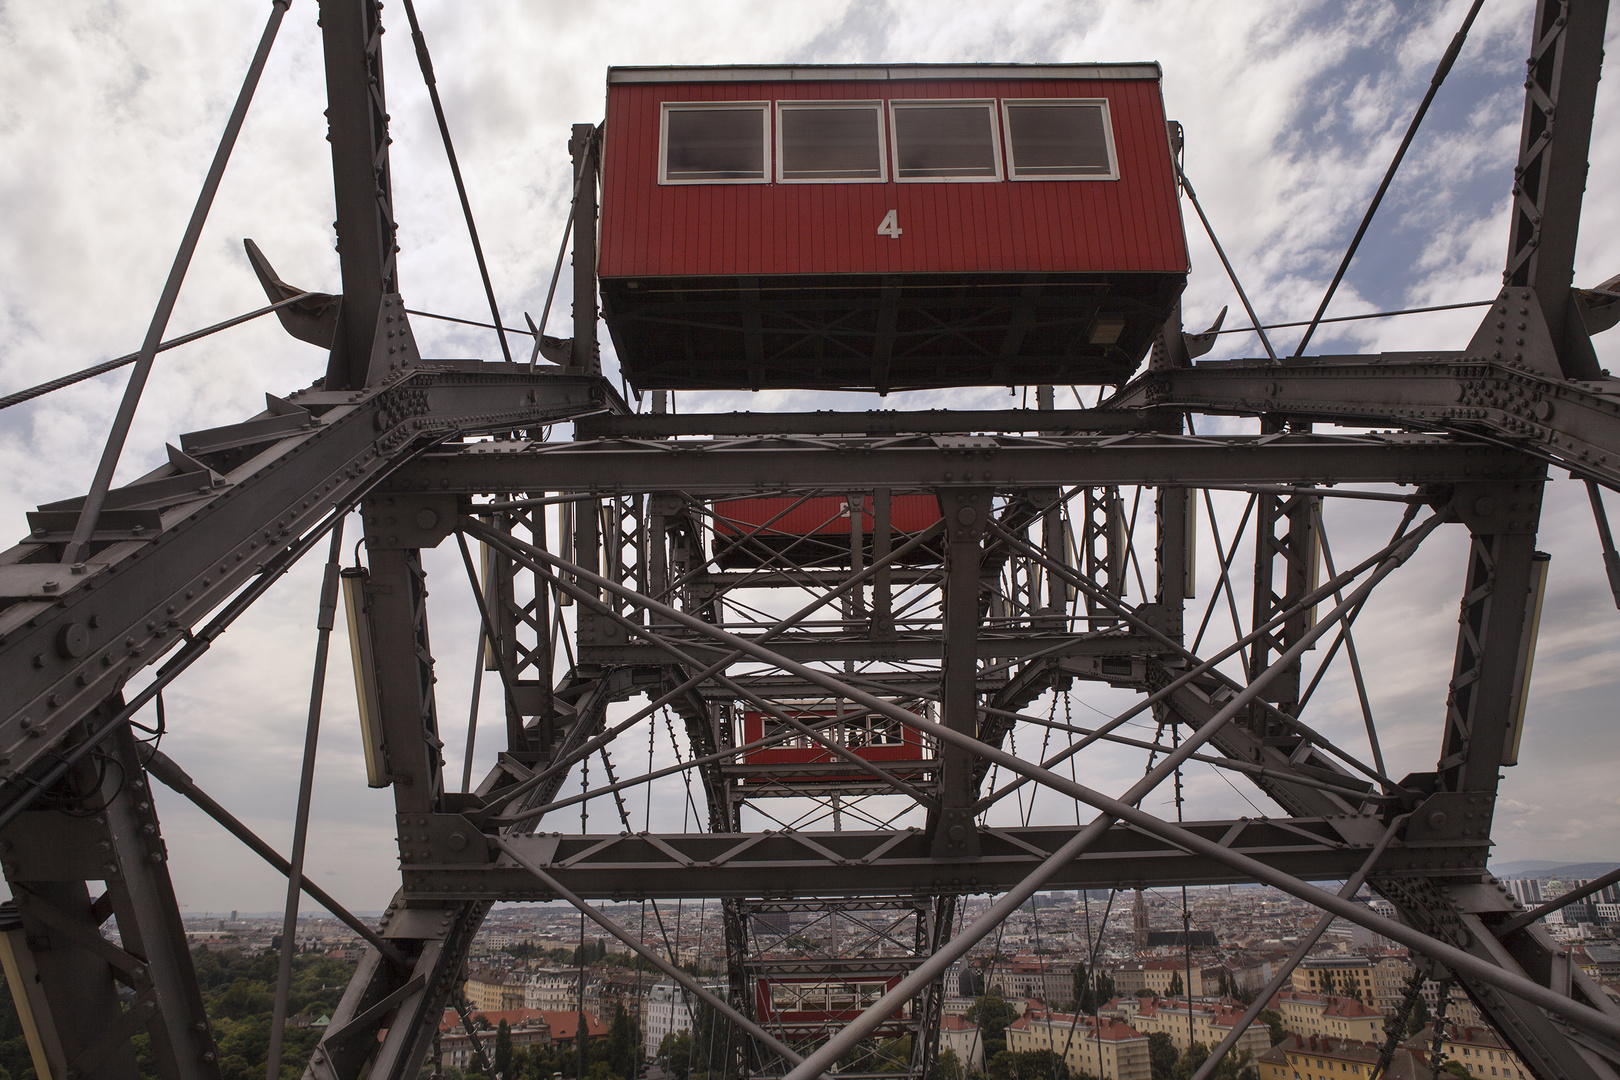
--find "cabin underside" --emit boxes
[601,270,1187,392]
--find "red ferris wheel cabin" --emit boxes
[598,63,1189,393]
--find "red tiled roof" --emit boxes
[541,1010,609,1042]
[439,1008,551,1033]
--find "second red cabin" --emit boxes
[599,63,1189,393]
[711,494,943,569]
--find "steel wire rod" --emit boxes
[760,639,1620,1076]
[686,497,854,602]
[818,663,1384,807]
[494,714,848,823]
[267,521,347,1080]
[977,518,1410,802]
[1202,483,1425,503]
[64,0,290,565]
[649,491,826,604]
[1190,491,1257,657]
[467,510,1437,1069]
[532,127,597,370]
[453,531,530,722]
[472,519,944,817]
[768,536,1428,1080]
[1312,504,1387,778]
[139,746,406,967]
[404,308,533,338]
[970,702,1392,806]
[467,539,941,812]
[1173,162,1278,361]
[1211,299,1495,337]
[0,291,313,412]
[1584,480,1620,608]
[1189,814,1408,1080]
[1293,0,1486,356]
[492,835,811,1069]
[401,0,511,363]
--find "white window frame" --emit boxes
[1000,97,1120,181]
[658,101,771,185]
[774,100,888,184]
[888,98,1004,183]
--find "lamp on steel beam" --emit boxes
[340,566,393,787]
[1503,551,1551,767]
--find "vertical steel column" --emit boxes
[1246,488,1318,714]
[1155,486,1191,646]
[870,488,894,638]
[1081,488,1124,626]
[317,0,403,390]
[570,125,601,376]
[931,488,989,859]
[1435,484,1546,795]
[1499,0,1609,378]
[0,719,221,1080]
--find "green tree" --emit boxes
[1258,1010,1287,1047]
[1169,1041,1210,1080]
[1440,1063,1472,1079]
[1406,995,1432,1036]
[1147,1032,1178,1080]
[494,1021,514,1080]
[966,991,1020,1058]
[1167,971,1184,998]
[936,1048,966,1080]
[1072,965,1092,1012]
[607,1001,636,1080]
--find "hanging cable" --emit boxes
[1170,130,1278,362]
[1211,298,1493,339]
[1294,0,1487,355]
[0,292,313,413]
[63,0,291,565]
[400,0,512,363]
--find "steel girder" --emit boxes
[384,430,1541,494]
[394,817,1466,902]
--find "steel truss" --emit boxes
[0,3,1617,1080]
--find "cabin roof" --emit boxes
[607,63,1162,85]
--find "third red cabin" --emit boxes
[599,63,1189,393]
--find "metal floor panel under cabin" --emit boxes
[601,270,1186,392]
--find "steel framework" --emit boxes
[1,3,1618,1080]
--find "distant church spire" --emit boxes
[1133,889,1150,949]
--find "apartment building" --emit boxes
[1270,990,1384,1043]
[1124,998,1272,1060]
[1258,1034,1432,1080]
[1405,1025,1531,1080]
[1292,957,1375,1003]
[1004,1010,1152,1080]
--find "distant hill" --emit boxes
[1491,859,1619,879]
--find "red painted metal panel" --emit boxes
[600,76,1187,279]
[713,495,942,538]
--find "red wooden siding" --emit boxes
[600,77,1188,279]
[712,495,942,539]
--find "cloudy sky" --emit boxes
[1,0,1617,915]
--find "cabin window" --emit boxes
[661,103,769,183]
[890,100,1002,180]
[778,102,886,182]
[1003,99,1118,179]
